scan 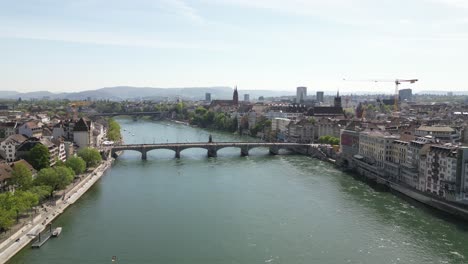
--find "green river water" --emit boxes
[8,118,468,264]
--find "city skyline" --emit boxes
[1,0,468,92]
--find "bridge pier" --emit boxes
[175,149,181,159]
[240,146,249,157]
[207,147,217,158]
[141,150,147,160]
[269,146,279,155]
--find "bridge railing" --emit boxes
[112,142,313,148]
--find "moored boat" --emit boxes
[52,227,62,237]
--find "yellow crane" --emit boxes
[343,78,418,113]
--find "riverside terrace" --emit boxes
[110,142,327,160]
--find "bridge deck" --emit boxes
[112,142,314,149]
[108,142,326,160]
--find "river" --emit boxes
[7,118,468,264]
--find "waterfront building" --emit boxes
[384,140,409,183]
[340,121,362,168]
[247,111,259,130]
[456,147,468,201]
[73,117,95,149]
[93,123,105,147]
[287,119,315,143]
[314,118,347,140]
[358,129,398,169]
[272,118,291,141]
[296,87,307,103]
[205,93,211,102]
[425,145,458,200]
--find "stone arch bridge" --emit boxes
[110,142,325,160]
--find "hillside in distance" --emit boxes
[0,86,294,101]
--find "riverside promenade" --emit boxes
[0,160,113,264]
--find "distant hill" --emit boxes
[0,86,294,101]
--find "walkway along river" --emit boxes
[7,118,468,264]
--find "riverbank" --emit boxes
[344,164,468,221]
[0,159,113,264]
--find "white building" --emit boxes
[358,129,398,169]
[93,123,105,147]
[73,117,94,149]
[0,134,28,162]
[18,121,43,138]
[424,145,458,200]
[271,118,291,133]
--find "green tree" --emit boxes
[55,166,75,189]
[12,191,38,222]
[0,191,38,223]
[175,102,184,114]
[107,118,122,141]
[26,144,50,170]
[77,147,102,168]
[34,167,74,196]
[65,156,87,175]
[195,106,207,115]
[10,163,33,190]
[0,208,15,230]
[29,185,53,202]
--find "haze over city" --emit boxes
[1,0,468,92]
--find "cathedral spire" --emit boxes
[233,85,239,105]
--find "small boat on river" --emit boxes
[52,227,62,237]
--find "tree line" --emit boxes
[189,107,237,132]
[0,145,102,231]
[107,118,122,142]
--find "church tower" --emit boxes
[233,86,239,105]
[334,90,342,108]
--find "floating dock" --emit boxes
[31,225,53,248]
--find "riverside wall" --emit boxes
[341,160,468,221]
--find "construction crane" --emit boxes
[343,78,418,113]
[391,79,418,112]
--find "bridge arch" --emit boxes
[145,148,178,159]
[112,149,146,159]
[215,146,249,157]
[179,146,213,158]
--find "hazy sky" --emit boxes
[1,0,467,93]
